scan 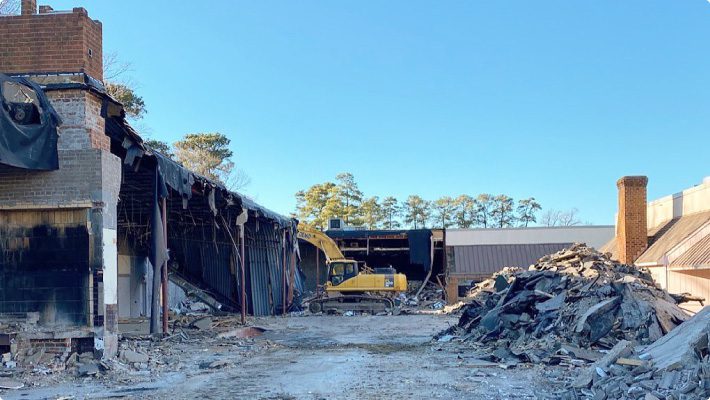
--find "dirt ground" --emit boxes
[1,314,564,400]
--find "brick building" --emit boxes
[0,1,303,360]
[601,176,710,312]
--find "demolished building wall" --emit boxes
[0,4,120,357]
[0,3,304,366]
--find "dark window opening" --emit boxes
[1,81,42,125]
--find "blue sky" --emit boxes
[55,1,710,224]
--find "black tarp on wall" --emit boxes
[0,74,61,170]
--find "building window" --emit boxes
[1,81,42,125]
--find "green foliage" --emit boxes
[517,197,542,227]
[360,196,382,229]
[403,195,431,229]
[473,193,493,228]
[173,133,234,183]
[490,194,516,228]
[335,172,363,225]
[453,195,476,228]
[381,196,402,229]
[295,182,341,230]
[144,139,173,158]
[105,82,146,119]
[432,196,457,228]
[294,175,547,230]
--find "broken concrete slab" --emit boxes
[573,340,632,388]
[642,306,710,370]
[119,350,149,364]
[0,377,24,389]
[78,362,100,376]
[191,316,213,330]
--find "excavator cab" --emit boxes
[328,261,359,286]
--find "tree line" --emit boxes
[295,173,582,230]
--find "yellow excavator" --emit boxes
[297,223,408,314]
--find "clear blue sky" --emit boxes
[55,0,710,224]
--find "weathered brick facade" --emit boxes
[0,3,119,358]
[0,4,103,81]
[616,176,648,265]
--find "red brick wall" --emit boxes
[0,7,103,81]
[616,176,648,264]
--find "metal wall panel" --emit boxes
[452,243,573,276]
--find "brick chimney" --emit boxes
[0,3,103,81]
[21,0,37,15]
[616,176,648,264]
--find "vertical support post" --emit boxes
[282,229,287,317]
[288,242,296,304]
[315,245,320,295]
[240,223,246,324]
[161,198,168,334]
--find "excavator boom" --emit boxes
[297,223,408,314]
[296,223,347,262]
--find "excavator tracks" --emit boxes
[308,295,395,314]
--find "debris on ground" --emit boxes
[441,243,691,364]
[576,306,710,399]
[402,281,446,309]
[0,314,268,395]
[398,280,465,315]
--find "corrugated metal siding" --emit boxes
[452,243,573,276]
[266,227,284,314]
[246,223,272,316]
[637,211,710,264]
[170,235,237,307]
[245,221,292,316]
[200,243,234,302]
[671,234,710,269]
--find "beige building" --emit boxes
[601,176,710,312]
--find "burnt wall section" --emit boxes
[0,85,121,357]
[0,209,90,326]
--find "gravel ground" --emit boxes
[1,314,562,400]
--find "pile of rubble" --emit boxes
[443,244,691,363]
[400,281,447,311]
[0,315,266,395]
[568,307,710,399]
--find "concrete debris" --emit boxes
[581,307,710,399]
[0,315,266,395]
[77,362,100,377]
[190,316,213,330]
[119,349,149,364]
[217,326,266,339]
[400,281,450,313]
[0,377,24,389]
[169,273,223,312]
[440,244,689,365]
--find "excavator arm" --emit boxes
[296,223,346,263]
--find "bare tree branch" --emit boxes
[225,168,252,192]
[0,0,20,15]
[103,51,133,82]
[542,208,581,227]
